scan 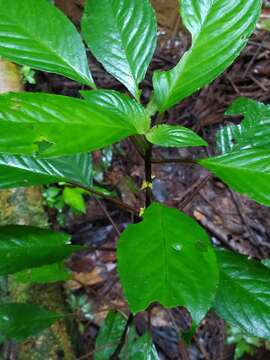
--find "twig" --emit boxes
[110,314,134,359]
[178,174,212,210]
[70,183,140,216]
[93,196,121,236]
[179,340,190,360]
[242,32,269,79]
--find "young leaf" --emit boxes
[0,225,83,276]
[0,92,148,157]
[146,125,207,148]
[0,0,94,86]
[214,249,270,339]
[13,262,71,284]
[0,303,61,340]
[117,202,219,325]
[0,153,92,188]
[94,311,127,360]
[199,97,270,207]
[82,0,157,99]
[153,0,262,111]
[63,187,86,214]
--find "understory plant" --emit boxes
[0,0,269,358]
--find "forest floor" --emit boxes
[23,1,270,359]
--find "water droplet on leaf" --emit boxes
[172,243,182,252]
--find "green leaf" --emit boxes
[0,303,61,340]
[94,311,127,360]
[0,153,92,188]
[127,333,159,360]
[199,149,270,207]
[262,259,270,269]
[146,124,207,148]
[13,262,71,284]
[81,90,150,135]
[153,0,261,111]
[117,202,218,325]
[0,225,83,276]
[217,97,270,154]
[214,249,270,339]
[82,0,157,99]
[0,0,94,86]
[199,97,270,207]
[0,91,148,157]
[63,187,86,213]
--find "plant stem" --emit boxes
[144,143,153,208]
[93,196,121,236]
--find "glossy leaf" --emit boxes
[0,225,83,276]
[153,0,262,111]
[146,124,207,148]
[13,262,70,284]
[0,0,94,86]
[0,153,92,188]
[214,249,270,339]
[200,97,270,207]
[217,97,270,154]
[127,333,159,360]
[0,91,148,157]
[262,259,270,269]
[81,90,150,134]
[0,303,61,340]
[117,202,218,325]
[94,311,127,360]
[199,149,270,207]
[82,0,157,99]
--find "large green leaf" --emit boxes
[82,0,157,99]
[199,149,270,207]
[146,124,207,148]
[0,91,149,157]
[13,262,71,284]
[0,303,61,340]
[0,225,83,276]
[0,153,92,188]
[199,97,270,207]
[94,311,127,360]
[153,0,261,111]
[214,249,270,339]
[117,202,218,325]
[0,0,94,86]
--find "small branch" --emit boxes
[93,196,121,236]
[110,314,134,359]
[179,340,190,360]
[69,183,140,216]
